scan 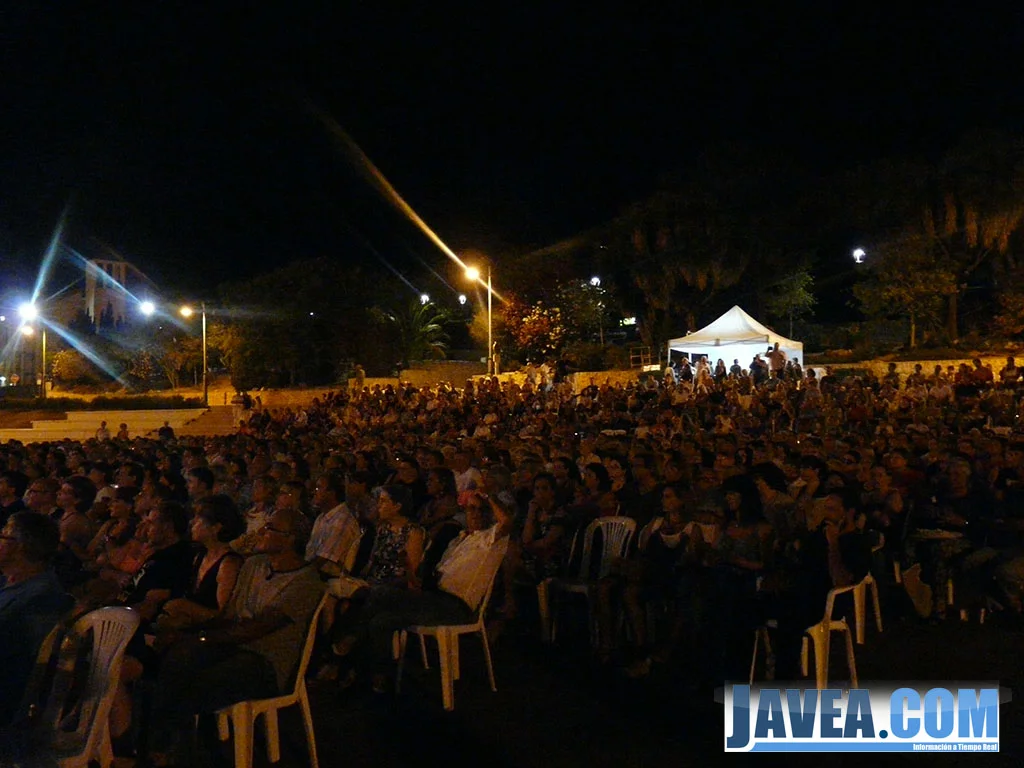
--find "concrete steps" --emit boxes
[0,408,214,444]
[170,406,239,437]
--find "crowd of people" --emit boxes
[4,349,1024,763]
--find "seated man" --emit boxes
[306,470,361,577]
[344,494,513,692]
[0,512,73,727]
[148,507,322,763]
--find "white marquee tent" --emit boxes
[666,305,803,365]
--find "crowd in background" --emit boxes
[4,350,1024,762]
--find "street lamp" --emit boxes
[853,248,866,264]
[590,276,601,287]
[17,302,46,399]
[465,265,493,375]
[139,301,156,316]
[420,293,430,305]
[180,302,208,406]
[458,294,467,306]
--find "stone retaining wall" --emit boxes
[828,355,1012,379]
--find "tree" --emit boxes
[846,133,1024,342]
[50,349,103,387]
[555,279,615,344]
[853,234,958,348]
[762,267,816,337]
[218,258,390,384]
[372,299,454,367]
[500,296,567,361]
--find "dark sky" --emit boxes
[2,4,1022,299]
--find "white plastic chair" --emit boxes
[541,516,636,647]
[47,607,140,768]
[801,584,859,689]
[215,593,328,768]
[396,546,506,711]
[856,539,886,644]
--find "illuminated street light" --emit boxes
[179,303,208,406]
[590,276,601,287]
[853,248,866,264]
[17,302,46,398]
[465,265,493,375]
[420,293,431,305]
[458,294,467,305]
[18,302,38,322]
[139,301,156,316]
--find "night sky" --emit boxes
[2,4,1022,299]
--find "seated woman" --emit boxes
[158,495,246,630]
[328,486,425,652]
[703,474,774,681]
[417,468,464,590]
[622,483,708,673]
[550,456,581,509]
[84,486,147,590]
[519,473,571,580]
[53,476,98,588]
[360,485,425,589]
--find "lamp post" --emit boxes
[18,302,46,399]
[180,302,208,406]
[465,265,492,375]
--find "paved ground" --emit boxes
[181,602,1024,768]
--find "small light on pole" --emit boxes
[139,301,156,316]
[465,265,493,375]
[17,302,46,399]
[590,276,601,287]
[420,293,430,305]
[458,294,467,305]
[180,303,208,406]
[853,248,866,264]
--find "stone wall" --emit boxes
[828,355,1012,379]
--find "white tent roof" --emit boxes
[666,305,803,363]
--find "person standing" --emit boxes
[767,343,787,379]
[95,420,111,440]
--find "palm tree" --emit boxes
[375,299,454,368]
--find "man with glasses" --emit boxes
[149,507,322,763]
[24,478,59,519]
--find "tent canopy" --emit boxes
[666,305,803,365]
